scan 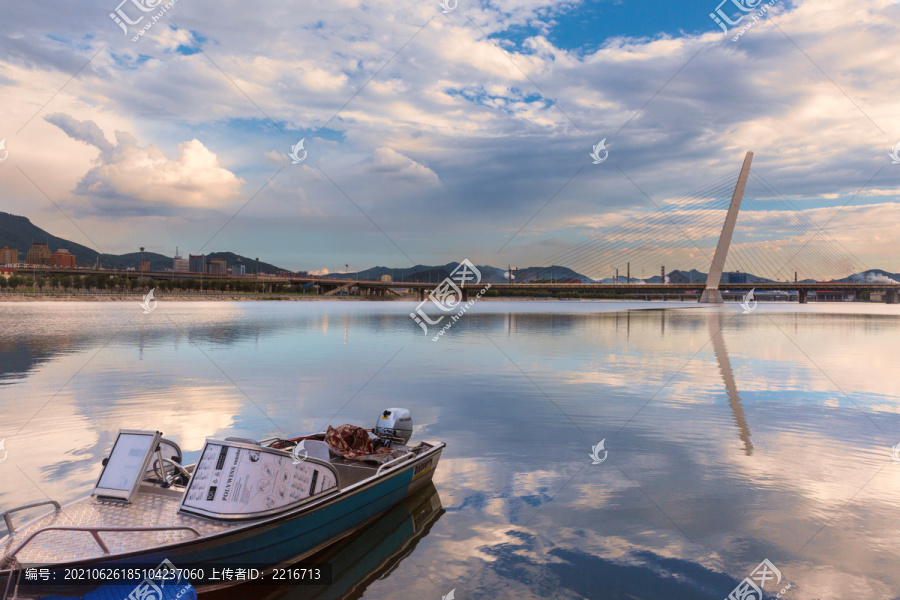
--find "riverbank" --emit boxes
[0,292,644,302]
[0,292,368,302]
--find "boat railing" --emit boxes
[6,525,202,560]
[375,451,417,476]
[1,500,62,535]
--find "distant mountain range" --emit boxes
[2,212,897,285]
[349,264,591,284]
[835,269,900,284]
[0,212,290,275]
[597,269,809,285]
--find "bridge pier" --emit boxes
[886,290,900,304]
[699,289,724,304]
[461,288,469,302]
[799,289,807,304]
[417,288,426,302]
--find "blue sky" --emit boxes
[494,0,726,52]
[0,0,897,278]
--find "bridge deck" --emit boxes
[4,266,898,292]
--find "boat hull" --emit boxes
[1,445,442,597]
[176,445,442,571]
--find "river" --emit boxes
[1,301,897,599]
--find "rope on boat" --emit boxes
[1,561,22,600]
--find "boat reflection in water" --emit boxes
[206,482,444,600]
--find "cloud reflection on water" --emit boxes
[0,301,898,599]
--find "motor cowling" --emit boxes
[375,408,413,444]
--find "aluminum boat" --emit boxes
[0,408,443,599]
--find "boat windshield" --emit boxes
[93,430,161,502]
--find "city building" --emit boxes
[188,254,206,273]
[173,247,189,272]
[50,249,76,268]
[0,246,17,265]
[232,260,246,275]
[379,274,392,282]
[25,242,51,266]
[724,272,749,284]
[139,261,151,273]
[208,258,227,275]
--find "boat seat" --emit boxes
[296,439,333,462]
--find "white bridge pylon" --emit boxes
[699,151,754,304]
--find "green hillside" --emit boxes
[0,211,103,267]
[0,212,290,273]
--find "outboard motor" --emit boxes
[375,408,413,444]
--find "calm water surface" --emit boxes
[1,301,899,600]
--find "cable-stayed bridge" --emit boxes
[527,152,866,290]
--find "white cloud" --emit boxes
[44,113,244,215]
[370,147,440,183]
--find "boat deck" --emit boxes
[1,490,238,566]
[2,440,438,569]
